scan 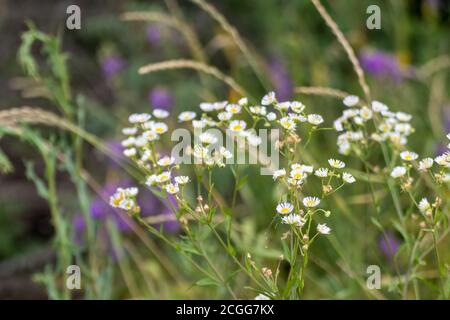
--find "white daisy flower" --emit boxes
[226,104,241,114]
[360,107,373,120]
[343,109,359,118]
[290,168,306,180]
[199,102,215,112]
[133,136,147,147]
[141,149,152,162]
[218,146,233,159]
[123,148,137,157]
[157,156,175,167]
[145,175,158,186]
[266,112,277,121]
[400,151,418,161]
[328,158,346,169]
[395,123,412,135]
[122,127,138,135]
[303,196,320,208]
[315,168,329,178]
[391,166,407,178]
[254,294,270,300]
[142,130,159,141]
[165,183,179,194]
[129,113,151,123]
[435,155,450,167]
[217,111,233,121]
[279,117,296,131]
[276,101,291,111]
[178,111,196,122]
[382,110,396,118]
[342,172,356,183]
[118,198,136,211]
[301,165,314,173]
[213,101,227,110]
[334,120,344,132]
[290,101,305,113]
[156,171,171,183]
[174,176,190,185]
[396,112,412,122]
[151,122,168,134]
[153,109,170,119]
[199,132,218,145]
[307,114,324,126]
[247,133,262,146]
[229,120,247,133]
[281,214,305,227]
[317,223,331,235]
[273,169,286,180]
[371,101,389,113]
[192,119,207,129]
[142,121,155,130]
[418,198,431,213]
[121,137,136,148]
[123,187,139,197]
[238,97,248,106]
[343,95,359,107]
[109,190,125,208]
[193,145,209,159]
[249,106,267,115]
[287,177,304,187]
[418,158,434,171]
[276,202,294,214]
[262,91,276,105]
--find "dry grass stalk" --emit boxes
[310,0,371,103]
[295,86,351,100]
[138,59,246,96]
[189,0,268,89]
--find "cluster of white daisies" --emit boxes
[111,108,192,210]
[275,198,331,235]
[109,187,139,212]
[391,134,450,184]
[179,91,324,147]
[271,158,356,236]
[334,95,414,155]
[272,158,355,189]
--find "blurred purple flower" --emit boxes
[268,57,294,101]
[379,231,401,261]
[146,25,162,46]
[442,106,450,132]
[436,106,450,155]
[359,50,414,83]
[149,87,173,110]
[101,55,126,79]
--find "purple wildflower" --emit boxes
[149,87,173,110]
[268,57,294,101]
[359,49,414,83]
[436,105,450,155]
[146,25,162,46]
[101,55,126,79]
[379,231,401,261]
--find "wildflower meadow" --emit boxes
[0,0,449,302]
